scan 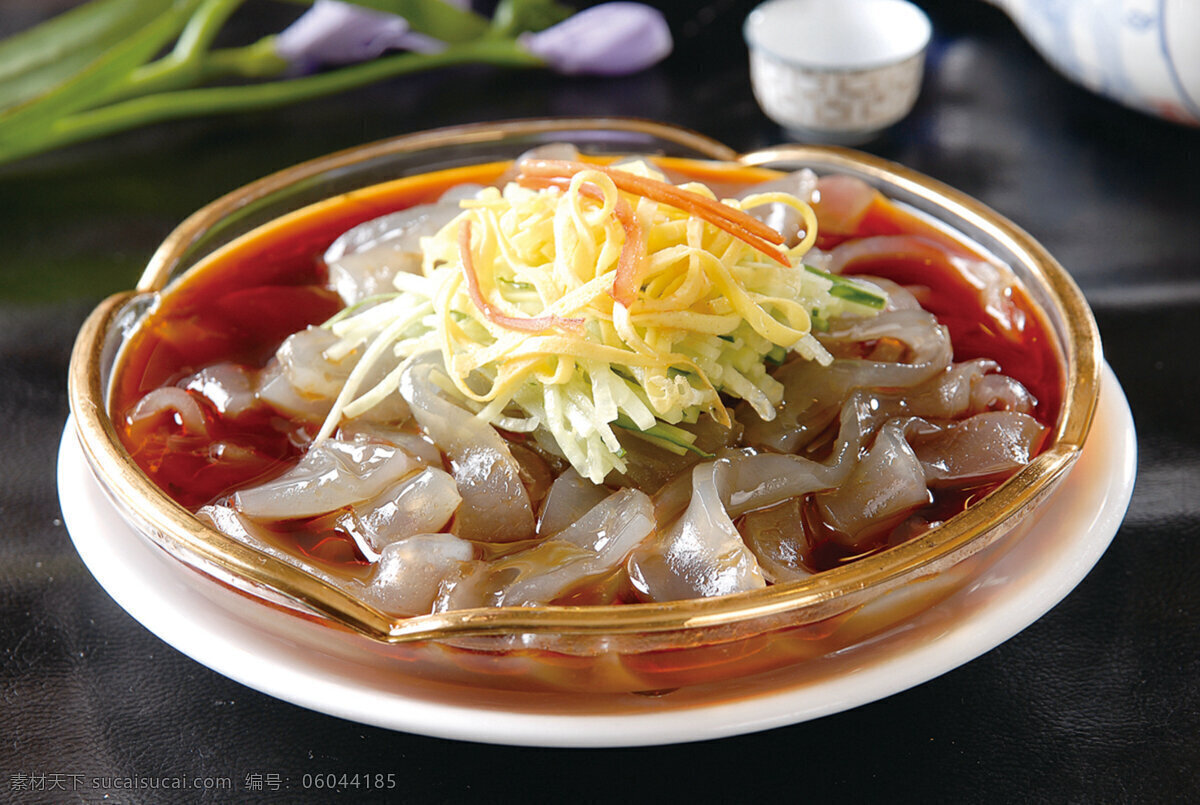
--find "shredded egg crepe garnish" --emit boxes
[317,159,886,483]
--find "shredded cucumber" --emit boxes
[315,162,887,482]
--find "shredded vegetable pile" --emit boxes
[316,159,886,482]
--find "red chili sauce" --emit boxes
[111,159,1063,578]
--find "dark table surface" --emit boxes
[2,1,1198,802]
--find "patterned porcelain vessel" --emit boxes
[744,0,932,143]
[987,0,1200,125]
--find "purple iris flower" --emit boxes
[275,0,672,77]
[521,3,673,76]
[275,0,469,69]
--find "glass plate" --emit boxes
[67,119,1104,694]
[58,365,1134,747]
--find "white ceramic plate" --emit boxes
[58,365,1135,748]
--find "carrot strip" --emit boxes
[607,197,643,306]
[458,221,583,333]
[517,174,646,306]
[519,159,790,266]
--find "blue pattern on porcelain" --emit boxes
[987,0,1200,125]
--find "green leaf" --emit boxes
[0,0,184,113]
[0,38,539,166]
[0,0,204,145]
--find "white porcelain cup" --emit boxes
[744,0,932,143]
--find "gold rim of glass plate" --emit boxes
[67,117,1102,644]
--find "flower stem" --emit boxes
[0,38,542,166]
[104,0,252,103]
[201,39,292,81]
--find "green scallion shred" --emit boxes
[612,413,714,458]
[496,276,535,291]
[321,292,401,328]
[804,264,887,309]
